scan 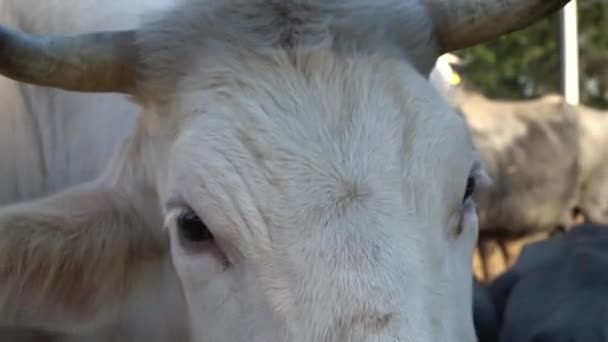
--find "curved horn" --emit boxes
[430,0,571,53]
[0,25,136,93]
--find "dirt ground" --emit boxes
[472,232,550,283]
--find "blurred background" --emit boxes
[431,0,608,283]
[455,0,607,109]
[436,4,608,340]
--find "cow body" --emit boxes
[491,223,608,341]
[460,90,608,231]
[429,57,600,278]
[575,106,608,224]
[459,90,580,235]
[0,0,156,204]
[454,89,580,277]
[454,88,608,278]
[0,1,191,341]
[431,57,608,278]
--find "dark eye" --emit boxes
[177,210,214,242]
[463,176,475,202]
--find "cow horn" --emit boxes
[430,0,571,52]
[0,25,136,93]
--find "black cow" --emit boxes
[490,223,608,341]
[473,277,499,342]
[0,327,56,342]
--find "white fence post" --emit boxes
[560,0,580,105]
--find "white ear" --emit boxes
[0,182,168,334]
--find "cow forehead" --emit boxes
[164,50,477,217]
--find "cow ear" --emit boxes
[0,182,167,333]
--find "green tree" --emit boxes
[454,0,608,109]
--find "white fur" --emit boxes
[0,0,489,341]
[158,49,482,341]
[0,1,191,341]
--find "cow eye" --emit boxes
[177,210,214,242]
[463,176,475,202]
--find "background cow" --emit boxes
[0,0,570,341]
[490,223,608,341]
[574,105,608,225]
[458,89,580,278]
[457,87,608,233]
[430,54,608,280]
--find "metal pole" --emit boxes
[560,0,580,105]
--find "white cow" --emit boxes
[0,0,569,341]
[0,1,191,341]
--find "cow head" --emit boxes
[0,0,568,341]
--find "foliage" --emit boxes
[454,0,608,109]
